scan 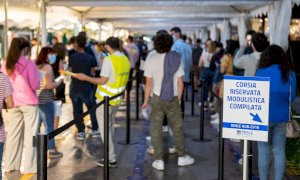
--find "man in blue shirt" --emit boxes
[170,27,193,116]
[170,27,192,84]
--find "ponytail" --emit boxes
[6,37,30,75]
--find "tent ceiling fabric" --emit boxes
[1,0,278,34]
[46,0,276,33]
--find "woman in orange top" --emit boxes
[219,40,240,97]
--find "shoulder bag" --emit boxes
[286,72,300,138]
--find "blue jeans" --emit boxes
[70,92,98,133]
[39,102,55,150]
[0,143,3,180]
[257,122,287,180]
[200,68,214,102]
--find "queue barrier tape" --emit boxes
[48,91,125,140]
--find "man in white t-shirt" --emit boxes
[142,30,194,171]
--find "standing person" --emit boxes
[124,35,139,69]
[256,45,297,180]
[0,37,40,174]
[69,35,99,140]
[170,27,193,87]
[36,47,64,158]
[210,40,239,124]
[0,72,14,180]
[52,36,58,47]
[170,27,192,117]
[142,31,194,171]
[30,38,41,61]
[95,41,109,77]
[233,32,269,76]
[198,40,216,110]
[53,43,66,130]
[124,36,139,91]
[233,30,256,76]
[74,36,131,167]
[192,39,203,92]
[67,36,76,56]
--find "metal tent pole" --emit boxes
[41,0,47,47]
[4,0,8,56]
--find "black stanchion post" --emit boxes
[136,68,139,121]
[218,98,224,180]
[37,134,48,180]
[249,142,253,179]
[118,82,138,145]
[104,96,109,180]
[191,72,195,116]
[192,80,211,142]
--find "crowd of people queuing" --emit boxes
[0,25,296,180]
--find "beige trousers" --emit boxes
[5,105,39,173]
[96,101,119,162]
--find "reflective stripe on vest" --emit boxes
[95,53,130,106]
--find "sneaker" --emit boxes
[76,132,85,141]
[147,146,154,155]
[152,160,164,171]
[162,126,168,132]
[168,147,177,154]
[146,136,151,141]
[210,113,219,120]
[96,159,118,168]
[210,118,220,125]
[91,130,100,138]
[198,102,208,111]
[178,155,195,166]
[49,150,63,158]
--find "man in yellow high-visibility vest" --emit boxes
[74,37,131,168]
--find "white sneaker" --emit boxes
[210,118,220,125]
[210,113,219,120]
[162,126,169,133]
[146,136,151,141]
[152,160,165,171]
[168,147,177,154]
[92,130,100,138]
[238,158,243,165]
[178,155,195,166]
[76,132,85,141]
[198,102,207,111]
[147,146,154,155]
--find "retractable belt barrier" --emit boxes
[34,91,125,180]
[192,79,211,142]
[191,80,225,180]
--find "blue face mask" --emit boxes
[49,54,56,64]
[172,35,177,42]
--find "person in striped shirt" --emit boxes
[0,72,14,179]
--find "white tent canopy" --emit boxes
[46,0,276,35]
[1,0,296,49]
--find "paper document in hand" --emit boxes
[59,70,76,77]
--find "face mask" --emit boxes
[172,35,177,42]
[49,54,56,64]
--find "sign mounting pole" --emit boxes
[243,140,249,180]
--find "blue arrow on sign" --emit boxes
[250,113,263,123]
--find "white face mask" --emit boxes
[172,35,177,42]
